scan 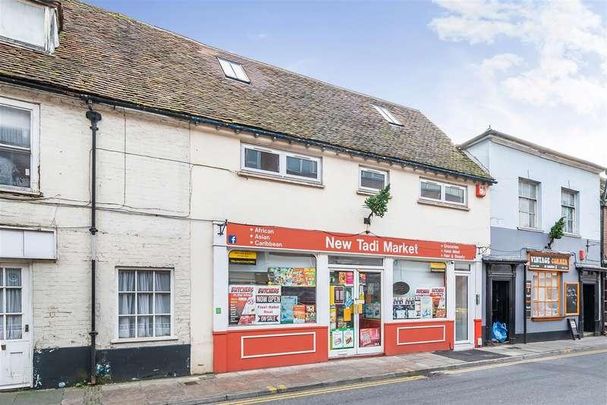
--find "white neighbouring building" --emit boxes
[0,0,492,388]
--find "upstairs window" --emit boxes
[420,179,466,205]
[372,105,402,126]
[561,189,578,234]
[0,0,59,53]
[519,179,539,229]
[241,144,321,183]
[218,58,250,83]
[0,97,39,191]
[359,167,388,192]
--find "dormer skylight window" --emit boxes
[218,57,250,83]
[0,0,60,53]
[373,105,402,126]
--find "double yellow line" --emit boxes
[224,374,426,404]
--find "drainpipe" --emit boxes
[86,106,102,385]
[523,264,527,344]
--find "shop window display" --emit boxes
[392,260,446,320]
[228,251,316,326]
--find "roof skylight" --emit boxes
[218,57,250,83]
[373,105,402,126]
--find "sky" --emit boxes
[88,0,607,166]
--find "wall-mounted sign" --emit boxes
[226,223,477,260]
[429,262,447,272]
[564,282,579,316]
[228,250,257,265]
[528,251,570,271]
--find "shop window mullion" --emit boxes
[134,270,139,338]
[152,270,156,337]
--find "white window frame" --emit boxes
[115,267,175,341]
[0,96,40,194]
[240,144,322,183]
[358,166,389,192]
[217,57,250,83]
[561,188,578,235]
[419,178,467,206]
[518,178,540,229]
[0,0,59,54]
[372,105,402,126]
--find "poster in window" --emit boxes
[565,282,579,315]
[420,295,433,319]
[268,267,316,287]
[228,285,256,325]
[255,286,281,324]
[280,296,298,324]
[430,287,446,318]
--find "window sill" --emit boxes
[0,187,42,198]
[110,336,179,345]
[227,323,320,332]
[356,189,381,197]
[417,198,469,211]
[517,227,544,234]
[563,233,581,239]
[237,170,324,189]
[531,316,565,322]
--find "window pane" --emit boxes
[445,186,465,203]
[155,293,170,314]
[561,190,575,206]
[155,272,170,292]
[244,148,279,172]
[155,315,171,337]
[6,289,21,313]
[360,170,385,190]
[119,271,135,291]
[0,148,30,188]
[420,181,441,200]
[0,105,31,148]
[137,271,153,292]
[231,63,250,82]
[119,293,135,315]
[137,293,153,314]
[286,156,318,179]
[0,289,3,313]
[137,316,153,337]
[0,316,3,340]
[119,316,135,338]
[6,315,21,339]
[5,269,20,286]
[0,0,46,48]
[519,180,537,199]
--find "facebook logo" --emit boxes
[228,235,237,244]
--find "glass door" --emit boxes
[357,271,382,354]
[455,274,471,344]
[329,269,382,357]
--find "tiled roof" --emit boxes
[0,0,491,181]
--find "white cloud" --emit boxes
[480,53,523,76]
[430,0,607,115]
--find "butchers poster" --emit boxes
[430,287,446,318]
[255,286,281,324]
[228,285,256,325]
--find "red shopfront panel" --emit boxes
[384,320,454,355]
[213,326,328,372]
[474,319,482,347]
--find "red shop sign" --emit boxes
[226,223,476,260]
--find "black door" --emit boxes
[491,280,510,340]
[583,284,595,333]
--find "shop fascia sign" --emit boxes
[226,222,476,260]
[527,250,570,271]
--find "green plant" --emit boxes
[546,217,565,249]
[364,184,391,226]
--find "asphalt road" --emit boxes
[231,351,607,405]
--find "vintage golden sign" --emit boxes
[528,251,570,271]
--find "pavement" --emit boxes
[0,336,606,405]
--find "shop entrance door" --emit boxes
[329,269,383,357]
[0,265,32,389]
[455,273,473,348]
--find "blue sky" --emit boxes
[88,0,607,165]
